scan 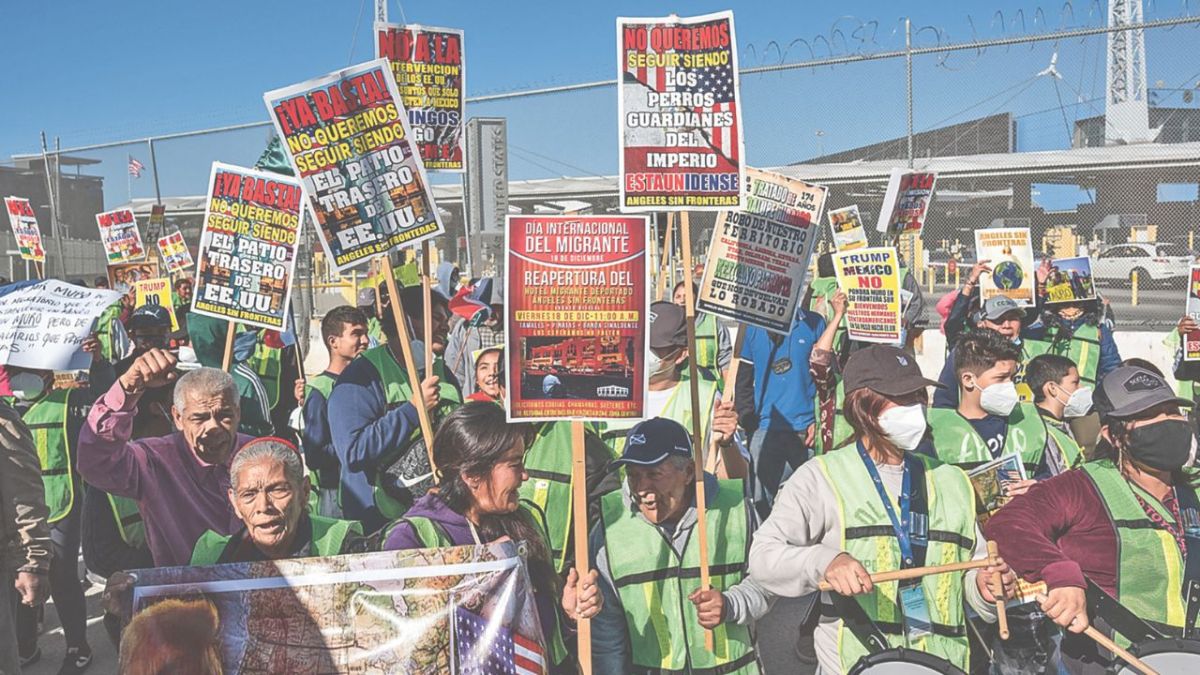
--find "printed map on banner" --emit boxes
[133,278,179,331]
[618,11,744,211]
[265,59,444,274]
[975,228,1036,307]
[697,168,827,334]
[156,229,194,274]
[1043,256,1096,304]
[95,207,146,263]
[829,205,868,252]
[833,247,902,344]
[4,197,45,262]
[506,215,649,421]
[1186,265,1200,361]
[108,261,160,295]
[875,169,937,241]
[191,163,302,331]
[0,280,120,371]
[376,23,465,172]
[123,543,545,675]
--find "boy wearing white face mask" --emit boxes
[1026,354,1088,477]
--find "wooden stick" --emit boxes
[221,321,236,372]
[570,421,593,675]
[818,558,992,592]
[372,258,383,320]
[679,211,714,652]
[987,541,1009,640]
[657,213,675,302]
[381,257,438,474]
[34,261,44,280]
[1033,594,1158,675]
[705,326,746,475]
[420,241,434,376]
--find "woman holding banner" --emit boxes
[381,401,602,671]
[748,344,1014,673]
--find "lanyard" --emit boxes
[857,442,916,568]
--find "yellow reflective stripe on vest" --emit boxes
[23,390,74,523]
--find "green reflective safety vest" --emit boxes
[188,515,362,566]
[96,302,124,362]
[1023,324,1102,388]
[108,494,146,549]
[359,345,462,519]
[515,422,576,574]
[601,479,759,674]
[1040,414,1083,471]
[249,339,283,409]
[599,377,719,458]
[367,317,386,345]
[927,403,1046,475]
[815,447,976,672]
[23,389,74,523]
[813,377,854,456]
[807,277,847,352]
[694,312,721,371]
[1081,460,1200,643]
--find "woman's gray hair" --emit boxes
[229,439,304,490]
[173,367,237,412]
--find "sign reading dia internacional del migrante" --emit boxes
[505,215,649,422]
[191,163,302,331]
[264,59,444,273]
[618,11,744,212]
[376,22,465,172]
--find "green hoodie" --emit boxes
[187,313,273,437]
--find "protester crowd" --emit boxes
[2,249,1198,675]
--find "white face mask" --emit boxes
[1055,385,1093,419]
[9,372,46,401]
[878,403,927,451]
[646,350,677,378]
[979,381,1019,417]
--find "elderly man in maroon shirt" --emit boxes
[984,365,1199,673]
[78,348,252,567]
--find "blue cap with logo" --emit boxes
[611,417,694,469]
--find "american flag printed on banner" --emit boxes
[452,605,545,675]
[127,156,145,178]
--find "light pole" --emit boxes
[814,129,826,158]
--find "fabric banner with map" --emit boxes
[122,542,544,674]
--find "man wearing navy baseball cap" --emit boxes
[589,417,771,674]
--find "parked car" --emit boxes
[1091,242,1192,286]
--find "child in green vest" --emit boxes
[1025,354,1088,476]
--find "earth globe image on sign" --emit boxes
[993,261,1024,290]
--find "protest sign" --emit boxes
[156,228,194,274]
[506,215,649,421]
[148,203,166,230]
[133,278,179,331]
[0,280,120,371]
[376,23,465,172]
[875,169,937,241]
[833,247,903,344]
[4,197,46,263]
[265,59,444,273]
[828,204,868,252]
[191,163,302,331]
[95,207,147,263]
[122,542,545,675]
[1043,256,1096,304]
[1185,265,1200,362]
[975,227,1036,306]
[108,261,160,295]
[696,168,827,334]
[617,11,744,212]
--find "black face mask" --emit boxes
[1126,419,1196,471]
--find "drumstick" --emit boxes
[1033,594,1158,675]
[987,541,1009,640]
[817,558,991,592]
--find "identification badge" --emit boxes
[900,584,932,642]
[771,358,793,375]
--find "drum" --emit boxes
[849,648,966,674]
[1115,637,1200,673]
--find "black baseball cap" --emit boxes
[357,288,376,308]
[1093,366,1191,422]
[126,305,172,332]
[649,301,688,350]
[980,296,1026,321]
[611,417,693,469]
[843,344,943,396]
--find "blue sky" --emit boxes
[3,1,1198,209]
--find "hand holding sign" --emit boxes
[119,348,179,394]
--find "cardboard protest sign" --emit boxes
[975,228,1036,306]
[828,204,868,252]
[1184,265,1200,362]
[148,204,166,230]
[157,229,194,274]
[376,23,465,172]
[4,197,46,263]
[191,163,302,331]
[833,247,903,344]
[264,59,444,274]
[0,280,120,371]
[1043,256,1096,304]
[696,168,827,333]
[506,215,648,421]
[618,11,744,212]
[133,278,180,331]
[95,207,147,263]
[121,542,545,674]
[108,261,160,295]
[875,169,937,241]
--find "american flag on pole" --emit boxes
[452,605,545,675]
[128,156,145,178]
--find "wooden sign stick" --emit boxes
[570,421,593,674]
[381,256,437,473]
[420,241,434,376]
[705,327,746,475]
[657,212,675,302]
[987,541,1009,640]
[221,321,236,372]
[818,558,992,592]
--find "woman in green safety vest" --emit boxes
[984,365,1200,673]
[749,344,1015,674]
[191,438,365,565]
[382,402,601,672]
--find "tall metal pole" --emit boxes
[38,132,64,279]
[54,137,66,276]
[148,138,163,204]
[906,18,914,169]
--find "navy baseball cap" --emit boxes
[611,417,694,469]
[126,305,172,331]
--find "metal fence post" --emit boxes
[906,17,914,169]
